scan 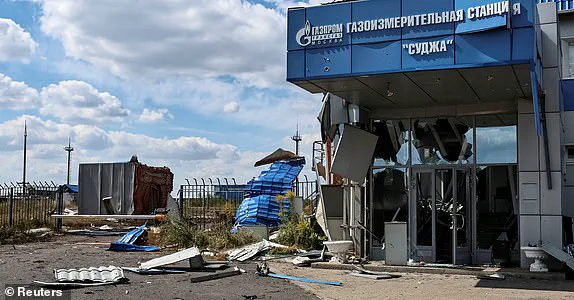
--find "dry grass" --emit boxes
[159,219,256,251]
[274,191,327,250]
[0,220,54,245]
[0,198,55,228]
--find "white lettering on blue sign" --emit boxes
[402,39,454,56]
[295,0,522,47]
[468,1,510,20]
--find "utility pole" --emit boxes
[22,120,27,191]
[64,138,74,185]
[291,124,302,156]
[291,125,302,197]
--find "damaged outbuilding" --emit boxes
[77,158,173,215]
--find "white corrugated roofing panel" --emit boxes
[53,266,125,283]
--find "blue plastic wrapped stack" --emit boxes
[232,158,305,231]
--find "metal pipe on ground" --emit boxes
[51,214,166,221]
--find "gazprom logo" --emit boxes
[295,20,312,47]
[295,20,343,47]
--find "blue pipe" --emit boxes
[267,273,342,286]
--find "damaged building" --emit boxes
[287,0,574,269]
[78,158,174,215]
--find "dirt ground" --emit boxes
[0,234,318,300]
[269,263,574,300]
[2,234,574,300]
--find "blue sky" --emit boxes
[0,0,323,185]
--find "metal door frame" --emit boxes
[410,165,472,265]
[410,168,436,263]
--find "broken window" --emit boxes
[411,118,474,165]
[371,168,408,247]
[372,120,410,167]
[476,166,518,254]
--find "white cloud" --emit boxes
[39,0,287,87]
[0,114,319,189]
[0,115,110,152]
[106,132,238,162]
[0,18,37,63]
[0,73,39,110]
[223,101,240,114]
[0,115,246,184]
[124,76,323,132]
[39,80,129,124]
[264,0,325,11]
[139,108,173,123]
[35,0,324,135]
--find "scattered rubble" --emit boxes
[122,267,185,275]
[109,224,160,252]
[227,240,289,261]
[256,262,341,286]
[189,267,244,283]
[139,247,203,270]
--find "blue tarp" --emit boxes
[108,224,160,252]
[232,158,305,231]
[58,184,78,193]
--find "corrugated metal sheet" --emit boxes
[139,247,200,270]
[53,266,125,283]
[78,163,135,214]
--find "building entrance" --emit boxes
[411,167,472,265]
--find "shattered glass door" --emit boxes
[412,170,434,262]
[412,168,471,265]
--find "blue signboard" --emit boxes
[287,0,536,81]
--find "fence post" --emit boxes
[56,187,63,232]
[9,187,14,227]
[179,185,184,219]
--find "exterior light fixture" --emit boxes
[386,82,394,97]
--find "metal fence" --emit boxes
[0,182,60,228]
[179,177,318,228]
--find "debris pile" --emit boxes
[232,157,305,231]
[256,262,342,286]
[227,240,290,261]
[108,224,160,252]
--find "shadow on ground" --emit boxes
[476,278,574,292]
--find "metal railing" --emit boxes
[538,0,574,11]
[178,177,318,229]
[0,182,60,228]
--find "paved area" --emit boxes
[270,262,574,300]
[0,234,318,300]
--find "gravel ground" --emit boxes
[270,263,574,300]
[0,234,318,300]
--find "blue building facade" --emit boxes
[288,0,574,269]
